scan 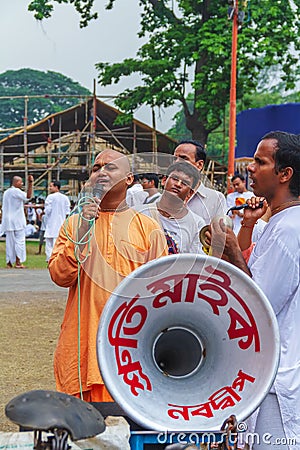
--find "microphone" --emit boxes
[227,200,264,215]
[92,183,104,199]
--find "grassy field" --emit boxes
[0,240,47,269]
[0,292,66,432]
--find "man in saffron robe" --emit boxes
[49,149,167,402]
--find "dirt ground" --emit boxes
[0,291,67,432]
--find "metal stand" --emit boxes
[34,429,70,450]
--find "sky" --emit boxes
[1,1,178,133]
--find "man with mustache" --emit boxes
[173,140,227,225]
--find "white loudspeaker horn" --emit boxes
[97,254,280,431]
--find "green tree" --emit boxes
[28,1,300,145]
[0,69,91,130]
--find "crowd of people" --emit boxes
[0,179,72,267]
[0,132,299,449]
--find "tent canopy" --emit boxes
[0,97,176,166]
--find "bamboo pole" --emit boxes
[132,122,137,173]
[57,116,62,181]
[91,79,97,165]
[96,116,127,151]
[227,0,238,193]
[0,147,3,203]
[24,96,29,189]
[151,107,158,172]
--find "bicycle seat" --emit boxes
[5,390,106,441]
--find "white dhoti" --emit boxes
[45,237,57,262]
[5,229,26,264]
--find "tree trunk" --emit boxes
[185,113,209,145]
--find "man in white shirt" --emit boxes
[139,162,205,254]
[1,175,34,268]
[140,173,162,204]
[226,173,253,234]
[210,131,300,449]
[173,140,227,225]
[44,181,70,261]
[25,220,38,238]
[125,175,148,207]
[26,201,37,224]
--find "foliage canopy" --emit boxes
[28,1,300,148]
[0,69,91,130]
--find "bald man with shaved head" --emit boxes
[48,149,167,402]
[1,175,34,268]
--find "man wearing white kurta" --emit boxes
[246,205,300,449]
[1,175,34,268]
[44,181,70,261]
[210,131,300,449]
[188,182,227,225]
[126,175,148,207]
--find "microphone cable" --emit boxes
[226,200,264,216]
[63,193,98,400]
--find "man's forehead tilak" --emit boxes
[93,150,130,172]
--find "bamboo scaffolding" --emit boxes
[0,93,224,203]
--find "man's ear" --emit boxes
[126,173,134,186]
[195,159,204,171]
[280,167,293,183]
[184,188,194,203]
[161,175,167,188]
